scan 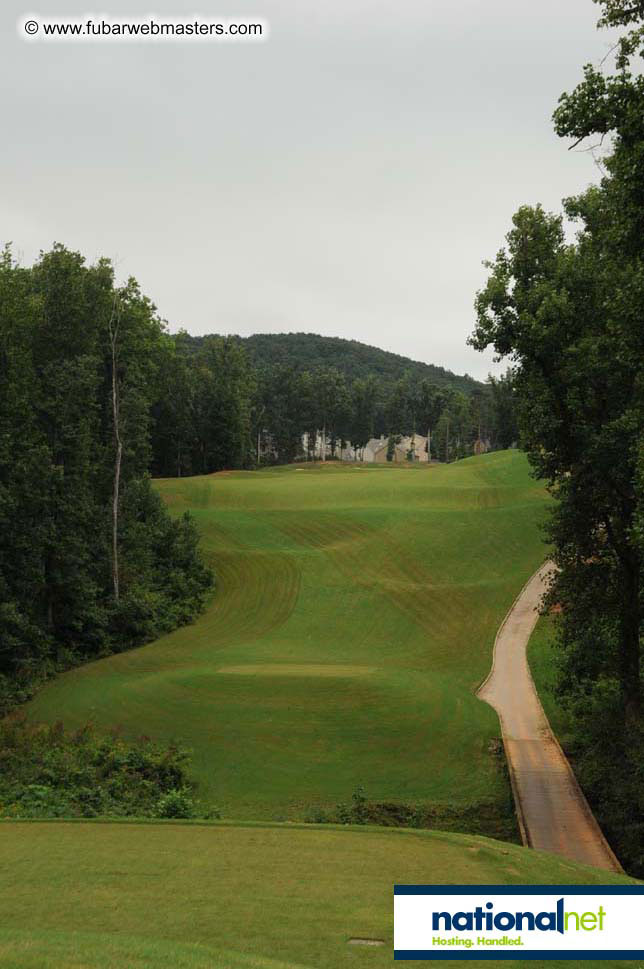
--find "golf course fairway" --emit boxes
[11,453,642,969]
[25,451,552,820]
[0,820,638,969]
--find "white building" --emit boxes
[362,434,429,463]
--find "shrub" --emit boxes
[0,716,217,821]
[155,787,196,819]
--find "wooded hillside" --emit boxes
[183,332,482,395]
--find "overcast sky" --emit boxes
[3,1,615,379]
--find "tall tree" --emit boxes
[349,377,378,457]
[0,245,213,713]
[488,370,518,449]
[107,295,122,602]
[469,3,644,870]
[470,0,644,722]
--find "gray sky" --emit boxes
[3,1,614,379]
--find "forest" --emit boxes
[0,247,213,715]
[151,331,518,476]
[185,331,480,393]
[470,0,644,875]
[0,245,516,717]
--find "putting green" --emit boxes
[0,820,637,969]
[25,452,551,819]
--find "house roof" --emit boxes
[364,437,387,453]
[398,435,427,449]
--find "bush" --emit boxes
[317,786,519,842]
[0,716,217,821]
[155,787,196,819]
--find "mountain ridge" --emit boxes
[181,331,483,393]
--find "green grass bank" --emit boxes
[0,820,638,969]
[25,452,550,822]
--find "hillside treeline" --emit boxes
[470,0,644,875]
[185,331,480,395]
[0,245,213,713]
[1,243,516,712]
[151,337,518,476]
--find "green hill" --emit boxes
[26,451,548,824]
[184,331,482,393]
[12,452,640,969]
[0,820,637,969]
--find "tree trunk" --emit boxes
[108,300,122,604]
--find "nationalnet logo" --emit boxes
[393,885,644,960]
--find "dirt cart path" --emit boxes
[478,563,621,871]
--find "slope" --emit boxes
[0,820,638,969]
[25,451,550,823]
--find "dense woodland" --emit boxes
[0,247,213,715]
[470,0,644,875]
[151,331,518,476]
[0,251,515,716]
[186,331,480,393]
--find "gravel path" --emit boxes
[478,564,622,871]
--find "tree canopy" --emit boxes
[469,0,644,873]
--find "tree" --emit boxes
[107,295,122,601]
[469,0,644,726]
[257,366,307,464]
[0,245,213,713]
[385,377,414,436]
[150,332,198,477]
[468,3,644,871]
[310,368,349,460]
[349,377,378,457]
[488,370,518,449]
[192,337,254,473]
[471,198,642,715]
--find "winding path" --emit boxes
[478,563,622,872]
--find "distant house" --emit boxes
[363,437,388,463]
[301,431,429,463]
[473,438,491,455]
[301,431,355,461]
[363,434,429,464]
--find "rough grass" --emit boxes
[0,820,638,969]
[25,452,550,821]
[527,614,574,745]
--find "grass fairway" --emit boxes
[0,820,638,969]
[25,451,551,820]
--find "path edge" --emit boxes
[476,562,623,873]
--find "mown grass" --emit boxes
[527,614,574,745]
[0,820,638,969]
[25,452,551,822]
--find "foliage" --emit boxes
[469,0,644,872]
[186,331,481,394]
[0,245,214,713]
[0,716,216,820]
[150,332,255,477]
[162,332,517,466]
[314,785,519,843]
[530,615,644,877]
